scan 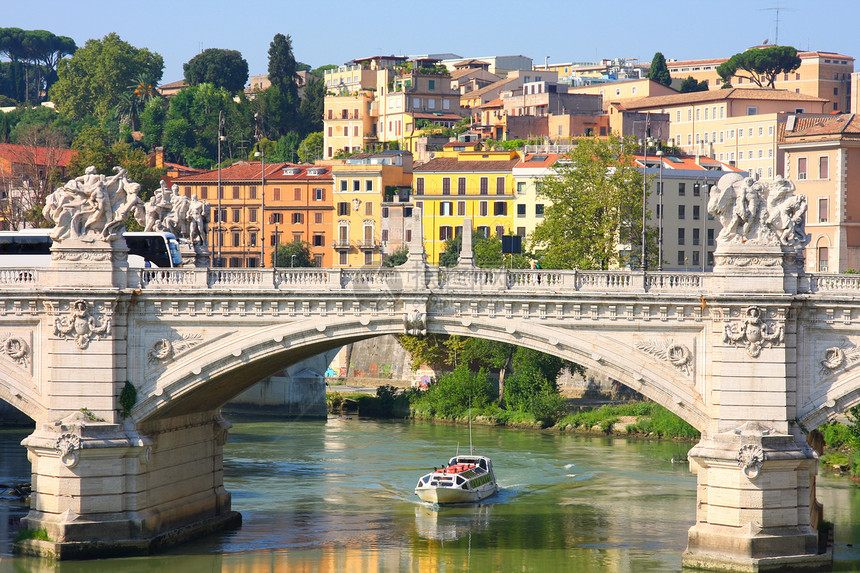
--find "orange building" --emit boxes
[173,162,334,267]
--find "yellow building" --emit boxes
[622,88,828,178]
[324,92,375,158]
[412,150,520,264]
[667,50,854,112]
[568,78,678,110]
[331,151,413,267]
[780,114,860,272]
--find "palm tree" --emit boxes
[115,74,159,131]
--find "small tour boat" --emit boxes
[414,454,498,504]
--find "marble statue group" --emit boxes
[707,172,809,250]
[42,166,210,247]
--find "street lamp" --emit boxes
[655,149,664,271]
[216,110,225,267]
[639,133,654,272]
[255,146,265,267]
[693,176,710,272]
[291,254,296,268]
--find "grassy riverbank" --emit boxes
[327,385,700,440]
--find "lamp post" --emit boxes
[216,110,224,267]
[291,254,296,268]
[694,176,710,272]
[656,149,664,271]
[255,147,265,267]
[639,135,653,271]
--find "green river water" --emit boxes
[2,416,860,572]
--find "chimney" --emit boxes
[154,147,165,169]
[852,71,860,115]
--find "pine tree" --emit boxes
[647,52,672,87]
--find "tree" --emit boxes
[298,77,325,136]
[382,246,408,267]
[532,135,652,270]
[68,126,164,195]
[183,49,249,94]
[297,131,323,163]
[439,231,530,268]
[0,28,75,103]
[264,34,300,136]
[679,76,709,93]
[51,33,163,122]
[647,52,672,86]
[273,240,312,267]
[716,45,801,88]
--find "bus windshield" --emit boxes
[124,233,181,268]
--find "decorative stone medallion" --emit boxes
[403,308,427,336]
[737,444,766,480]
[820,342,860,375]
[635,338,693,375]
[0,333,30,368]
[55,433,81,467]
[147,333,203,364]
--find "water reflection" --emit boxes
[2,419,860,572]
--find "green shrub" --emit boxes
[850,451,860,478]
[410,366,495,419]
[14,528,50,542]
[821,422,854,449]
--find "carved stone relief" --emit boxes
[819,340,860,375]
[723,306,783,358]
[148,333,204,364]
[55,433,81,467]
[0,332,30,368]
[54,300,111,350]
[403,308,427,336]
[635,338,693,375]
[737,444,765,480]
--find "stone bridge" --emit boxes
[3,209,860,570]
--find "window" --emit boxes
[693,205,700,220]
[353,180,360,192]
[428,79,435,90]
[314,212,323,224]
[440,202,453,216]
[342,127,348,137]
[798,157,807,180]
[479,201,488,217]
[313,234,324,247]
[232,209,240,223]
[678,205,685,219]
[249,232,257,247]
[495,225,505,237]
[457,201,466,216]
[818,246,829,272]
[340,180,348,192]
[416,178,424,195]
[439,226,453,240]
[292,213,303,224]
[692,251,700,266]
[249,209,257,223]
[314,188,325,201]
[458,177,466,195]
[365,202,372,216]
[442,177,451,195]
[535,204,545,217]
[678,183,686,196]
[381,230,388,242]
[270,213,283,224]
[273,188,281,201]
[747,106,758,115]
[818,197,829,222]
[364,251,373,265]
[494,201,507,216]
[232,231,241,247]
[517,204,526,217]
[337,202,350,216]
[496,177,505,195]
[677,251,686,265]
[819,156,829,179]
[291,188,300,201]
[232,186,240,199]
[201,186,208,200]
[365,180,373,192]
[693,228,700,246]
[339,251,348,265]
[707,228,715,246]
[480,177,488,195]
[218,187,224,200]
[678,228,686,245]
[249,186,257,199]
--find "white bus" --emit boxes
[0,230,182,268]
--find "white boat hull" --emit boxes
[415,482,498,504]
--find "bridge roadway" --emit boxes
[2,246,858,570]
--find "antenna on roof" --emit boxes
[761,2,794,46]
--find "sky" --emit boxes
[4,0,859,83]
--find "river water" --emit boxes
[1,417,860,572]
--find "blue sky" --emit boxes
[5,0,858,83]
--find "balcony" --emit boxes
[358,239,379,250]
[332,238,351,249]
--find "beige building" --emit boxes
[622,88,828,178]
[512,152,566,238]
[324,92,375,158]
[667,50,855,112]
[568,78,678,110]
[780,113,860,272]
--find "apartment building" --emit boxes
[324,92,374,158]
[460,70,559,110]
[667,50,855,112]
[412,150,519,264]
[634,154,745,271]
[173,162,334,267]
[568,78,678,110]
[779,113,860,272]
[512,153,565,238]
[622,88,828,178]
[331,151,413,267]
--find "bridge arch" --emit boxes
[134,316,709,430]
[0,362,45,423]
[798,365,860,431]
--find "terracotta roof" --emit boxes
[512,154,564,169]
[622,88,827,110]
[478,98,503,109]
[633,153,744,172]
[414,157,520,172]
[667,50,854,69]
[780,113,860,140]
[174,162,330,183]
[0,143,74,167]
[462,77,519,100]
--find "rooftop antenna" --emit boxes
[761,3,794,46]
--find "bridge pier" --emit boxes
[16,410,239,559]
